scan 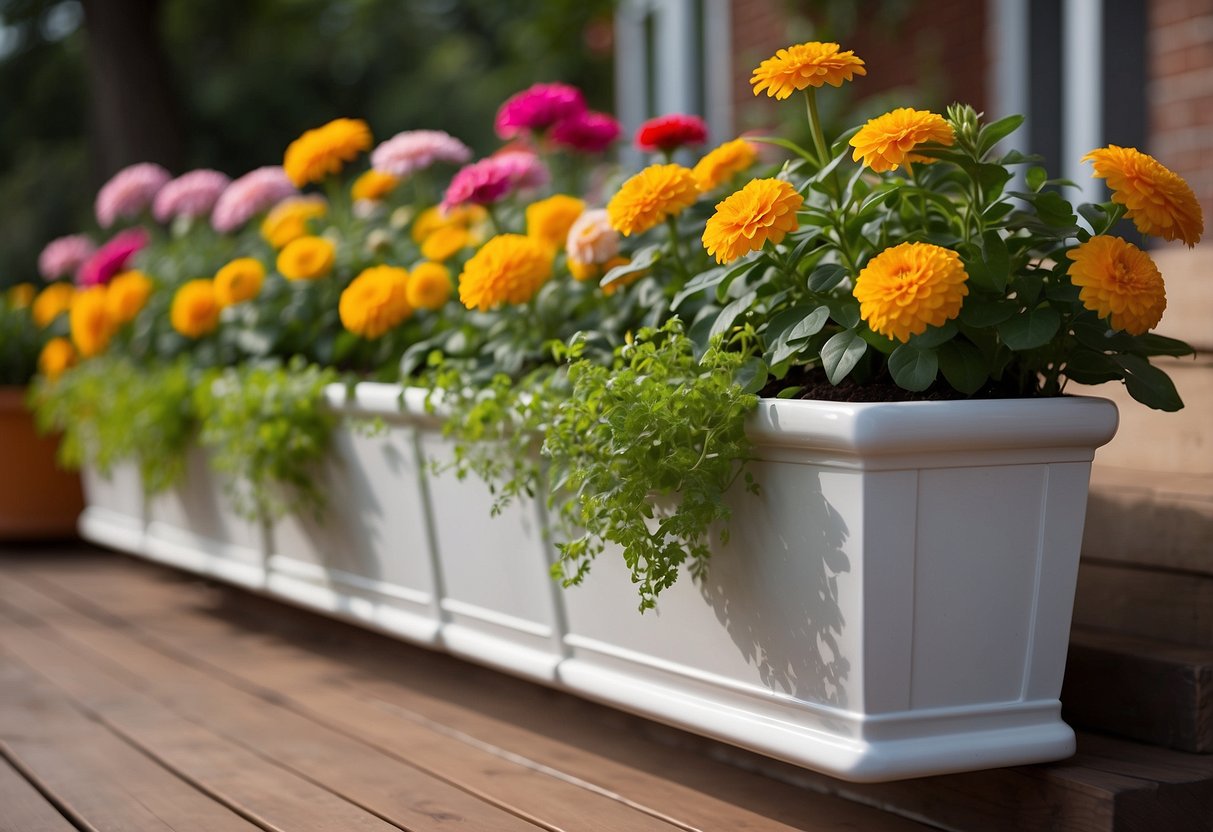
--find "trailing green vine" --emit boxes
[193,358,338,522]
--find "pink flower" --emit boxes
[371,130,473,177]
[38,234,97,281]
[211,167,299,233]
[77,228,149,287]
[495,82,586,139]
[551,111,621,153]
[566,209,619,265]
[635,114,709,153]
[152,169,231,223]
[441,151,549,212]
[95,162,171,228]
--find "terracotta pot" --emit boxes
[0,386,84,539]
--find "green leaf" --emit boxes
[807,263,849,293]
[975,164,1013,201]
[716,258,769,304]
[858,328,898,355]
[938,340,989,394]
[960,297,1016,327]
[748,135,819,165]
[826,297,861,329]
[998,306,1061,350]
[1063,349,1122,385]
[765,305,829,365]
[1032,191,1078,227]
[709,290,758,341]
[670,265,726,309]
[888,345,938,391]
[981,230,1010,292]
[907,320,958,350]
[1026,166,1048,192]
[603,245,662,290]
[821,330,867,384]
[1130,333,1196,358]
[734,357,769,394]
[979,114,1025,155]
[1117,354,1185,411]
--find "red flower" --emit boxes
[635,114,709,153]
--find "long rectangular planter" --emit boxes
[78,384,1118,782]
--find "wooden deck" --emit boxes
[3,545,1213,832]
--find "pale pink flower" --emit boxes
[551,111,621,153]
[211,166,299,233]
[495,83,586,139]
[95,162,171,228]
[371,130,472,178]
[38,234,97,281]
[440,151,549,212]
[77,228,149,287]
[152,169,231,223]
[566,209,620,265]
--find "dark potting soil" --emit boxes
[762,367,1035,403]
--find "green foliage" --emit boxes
[193,359,338,521]
[544,320,759,612]
[31,356,195,493]
[0,299,41,385]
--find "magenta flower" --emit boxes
[95,162,171,228]
[494,82,586,139]
[77,228,149,288]
[211,167,298,233]
[371,130,472,178]
[152,169,231,223]
[441,151,549,212]
[38,234,97,282]
[550,110,622,153]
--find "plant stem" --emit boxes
[804,88,831,168]
[666,215,688,287]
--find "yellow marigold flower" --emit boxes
[702,178,803,264]
[105,269,153,326]
[405,261,453,311]
[283,118,372,187]
[277,235,336,281]
[214,258,266,307]
[32,282,75,328]
[751,42,866,100]
[693,139,759,191]
[7,282,35,309]
[1084,145,1204,247]
[339,265,412,339]
[850,108,955,173]
[1066,235,1166,335]
[606,164,699,237]
[854,242,970,343]
[568,257,598,282]
[420,225,472,262]
[526,194,585,250]
[458,234,553,311]
[351,169,400,202]
[261,197,328,249]
[69,287,114,358]
[170,279,221,339]
[38,337,76,380]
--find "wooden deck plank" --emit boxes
[0,755,80,832]
[0,603,479,832]
[5,550,936,832]
[0,570,715,832]
[0,658,260,832]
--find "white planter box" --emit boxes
[144,446,266,589]
[559,396,1118,781]
[265,384,443,645]
[79,461,146,552]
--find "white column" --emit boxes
[703,0,734,143]
[1063,0,1104,204]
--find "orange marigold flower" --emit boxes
[1066,235,1166,335]
[339,265,412,339]
[421,225,473,262]
[105,269,153,326]
[692,139,759,191]
[1084,145,1203,247]
[214,258,266,307]
[351,169,400,203]
[261,196,328,249]
[849,108,955,173]
[69,287,114,358]
[702,178,803,264]
[283,118,372,187]
[7,282,35,309]
[751,42,866,100]
[32,283,75,328]
[170,279,221,339]
[38,337,76,380]
[606,164,699,236]
[458,234,553,311]
[854,242,970,343]
[526,194,585,250]
[277,235,336,281]
[405,261,453,311]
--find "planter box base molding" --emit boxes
[77,383,1117,782]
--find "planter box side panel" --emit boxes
[79,462,146,553]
